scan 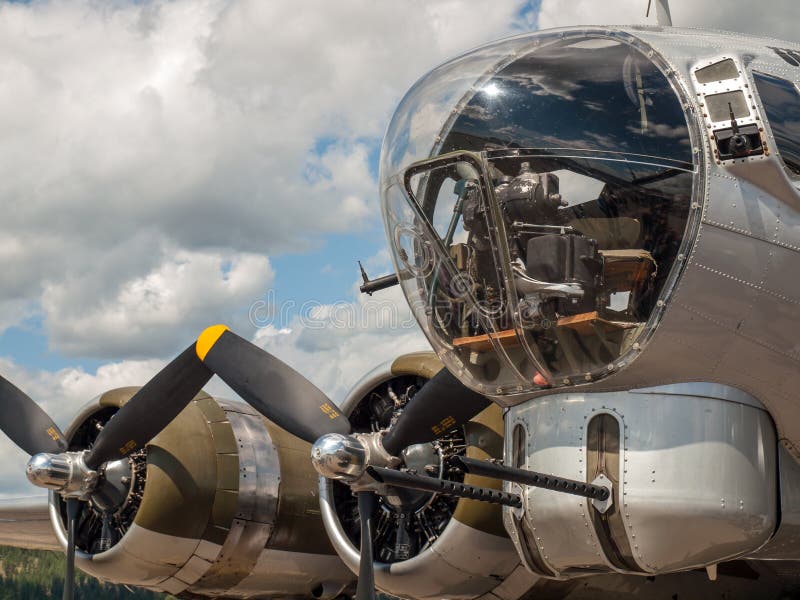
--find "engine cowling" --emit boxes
[319,352,539,600]
[48,387,355,598]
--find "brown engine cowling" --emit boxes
[48,387,355,598]
[319,352,540,600]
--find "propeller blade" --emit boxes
[196,325,351,443]
[0,375,66,456]
[382,368,491,456]
[84,344,213,470]
[356,491,377,600]
[62,498,80,600]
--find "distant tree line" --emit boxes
[0,546,173,599]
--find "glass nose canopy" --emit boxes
[380,33,696,397]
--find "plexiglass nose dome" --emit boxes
[379,29,697,398]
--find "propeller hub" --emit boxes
[383,442,443,511]
[90,458,133,513]
[26,451,98,498]
[311,434,367,481]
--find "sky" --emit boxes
[0,0,798,497]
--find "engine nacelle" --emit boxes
[49,387,354,598]
[319,352,539,600]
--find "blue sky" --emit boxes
[0,0,543,495]
[0,1,540,376]
[0,1,514,562]
[2,0,792,376]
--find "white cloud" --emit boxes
[252,284,428,403]
[0,0,527,357]
[42,247,274,358]
[0,356,165,497]
[12,0,797,500]
[0,272,428,497]
[0,0,531,499]
[0,0,795,365]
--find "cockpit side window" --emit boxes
[753,71,800,179]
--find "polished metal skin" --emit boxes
[751,444,800,559]
[311,433,367,481]
[506,27,800,461]
[374,23,800,590]
[504,382,777,576]
[378,23,800,459]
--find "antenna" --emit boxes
[646,0,673,26]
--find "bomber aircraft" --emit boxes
[2,1,800,598]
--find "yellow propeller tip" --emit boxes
[196,324,230,361]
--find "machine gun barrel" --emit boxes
[367,466,522,508]
[452,456,610,501]
[359,272,399,295]
[357,260,400,295]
